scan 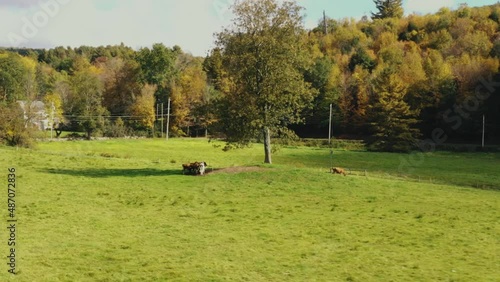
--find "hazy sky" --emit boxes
[0,0,498,56]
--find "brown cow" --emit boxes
[330,167,347,176]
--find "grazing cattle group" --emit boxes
[182,162,208,175]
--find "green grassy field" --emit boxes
[0,139,498,281]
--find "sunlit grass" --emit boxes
[0,139,498,281]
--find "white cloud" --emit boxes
[405,0,455,14]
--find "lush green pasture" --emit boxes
[0,139,498,281]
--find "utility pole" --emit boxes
[329,103,334,169]
[166,98,171,141]
[328,103,333,144]
[323,10,328,35]
[50,101,54,140]
[155,103,159,138]
[161,103,164,138]
[482,115,485,148]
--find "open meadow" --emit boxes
[0,139,499,281]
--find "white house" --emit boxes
[17,100,56,130]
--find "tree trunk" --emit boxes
[55,129,62,138]
[263,127,272,164]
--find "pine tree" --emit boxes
[372,0,404,20]
[368,69,420,152]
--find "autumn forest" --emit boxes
[1,0,500,153]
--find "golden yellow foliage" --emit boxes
[128,84,156,129]
[43,93,64,122]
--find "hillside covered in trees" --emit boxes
[1,1,500,152]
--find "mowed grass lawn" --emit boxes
[0,139,498,281]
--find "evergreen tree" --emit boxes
[372,0,404,20]
[368,68,420,152]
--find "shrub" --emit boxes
[104,118,129,138]
[0,104,36,148]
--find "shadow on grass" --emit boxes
[42,168,185,178]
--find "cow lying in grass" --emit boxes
[330,167,347,176]
[182,162,208,175]
[198,162,206,175]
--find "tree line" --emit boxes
[206,0,500,158]
[1,0,500,159]
[0,43,211,144]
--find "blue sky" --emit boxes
[0,0,498,56]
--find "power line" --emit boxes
[63,115,156,118]
[62,114,177,118]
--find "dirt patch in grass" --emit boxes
[207,166,267,174]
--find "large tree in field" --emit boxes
[372,0,404,20]
[215,0,316,164]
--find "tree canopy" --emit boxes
[1,2,500,150]
[214,0,317,163]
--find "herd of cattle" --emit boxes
[182,161,347,177]
[182,161,208,175]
